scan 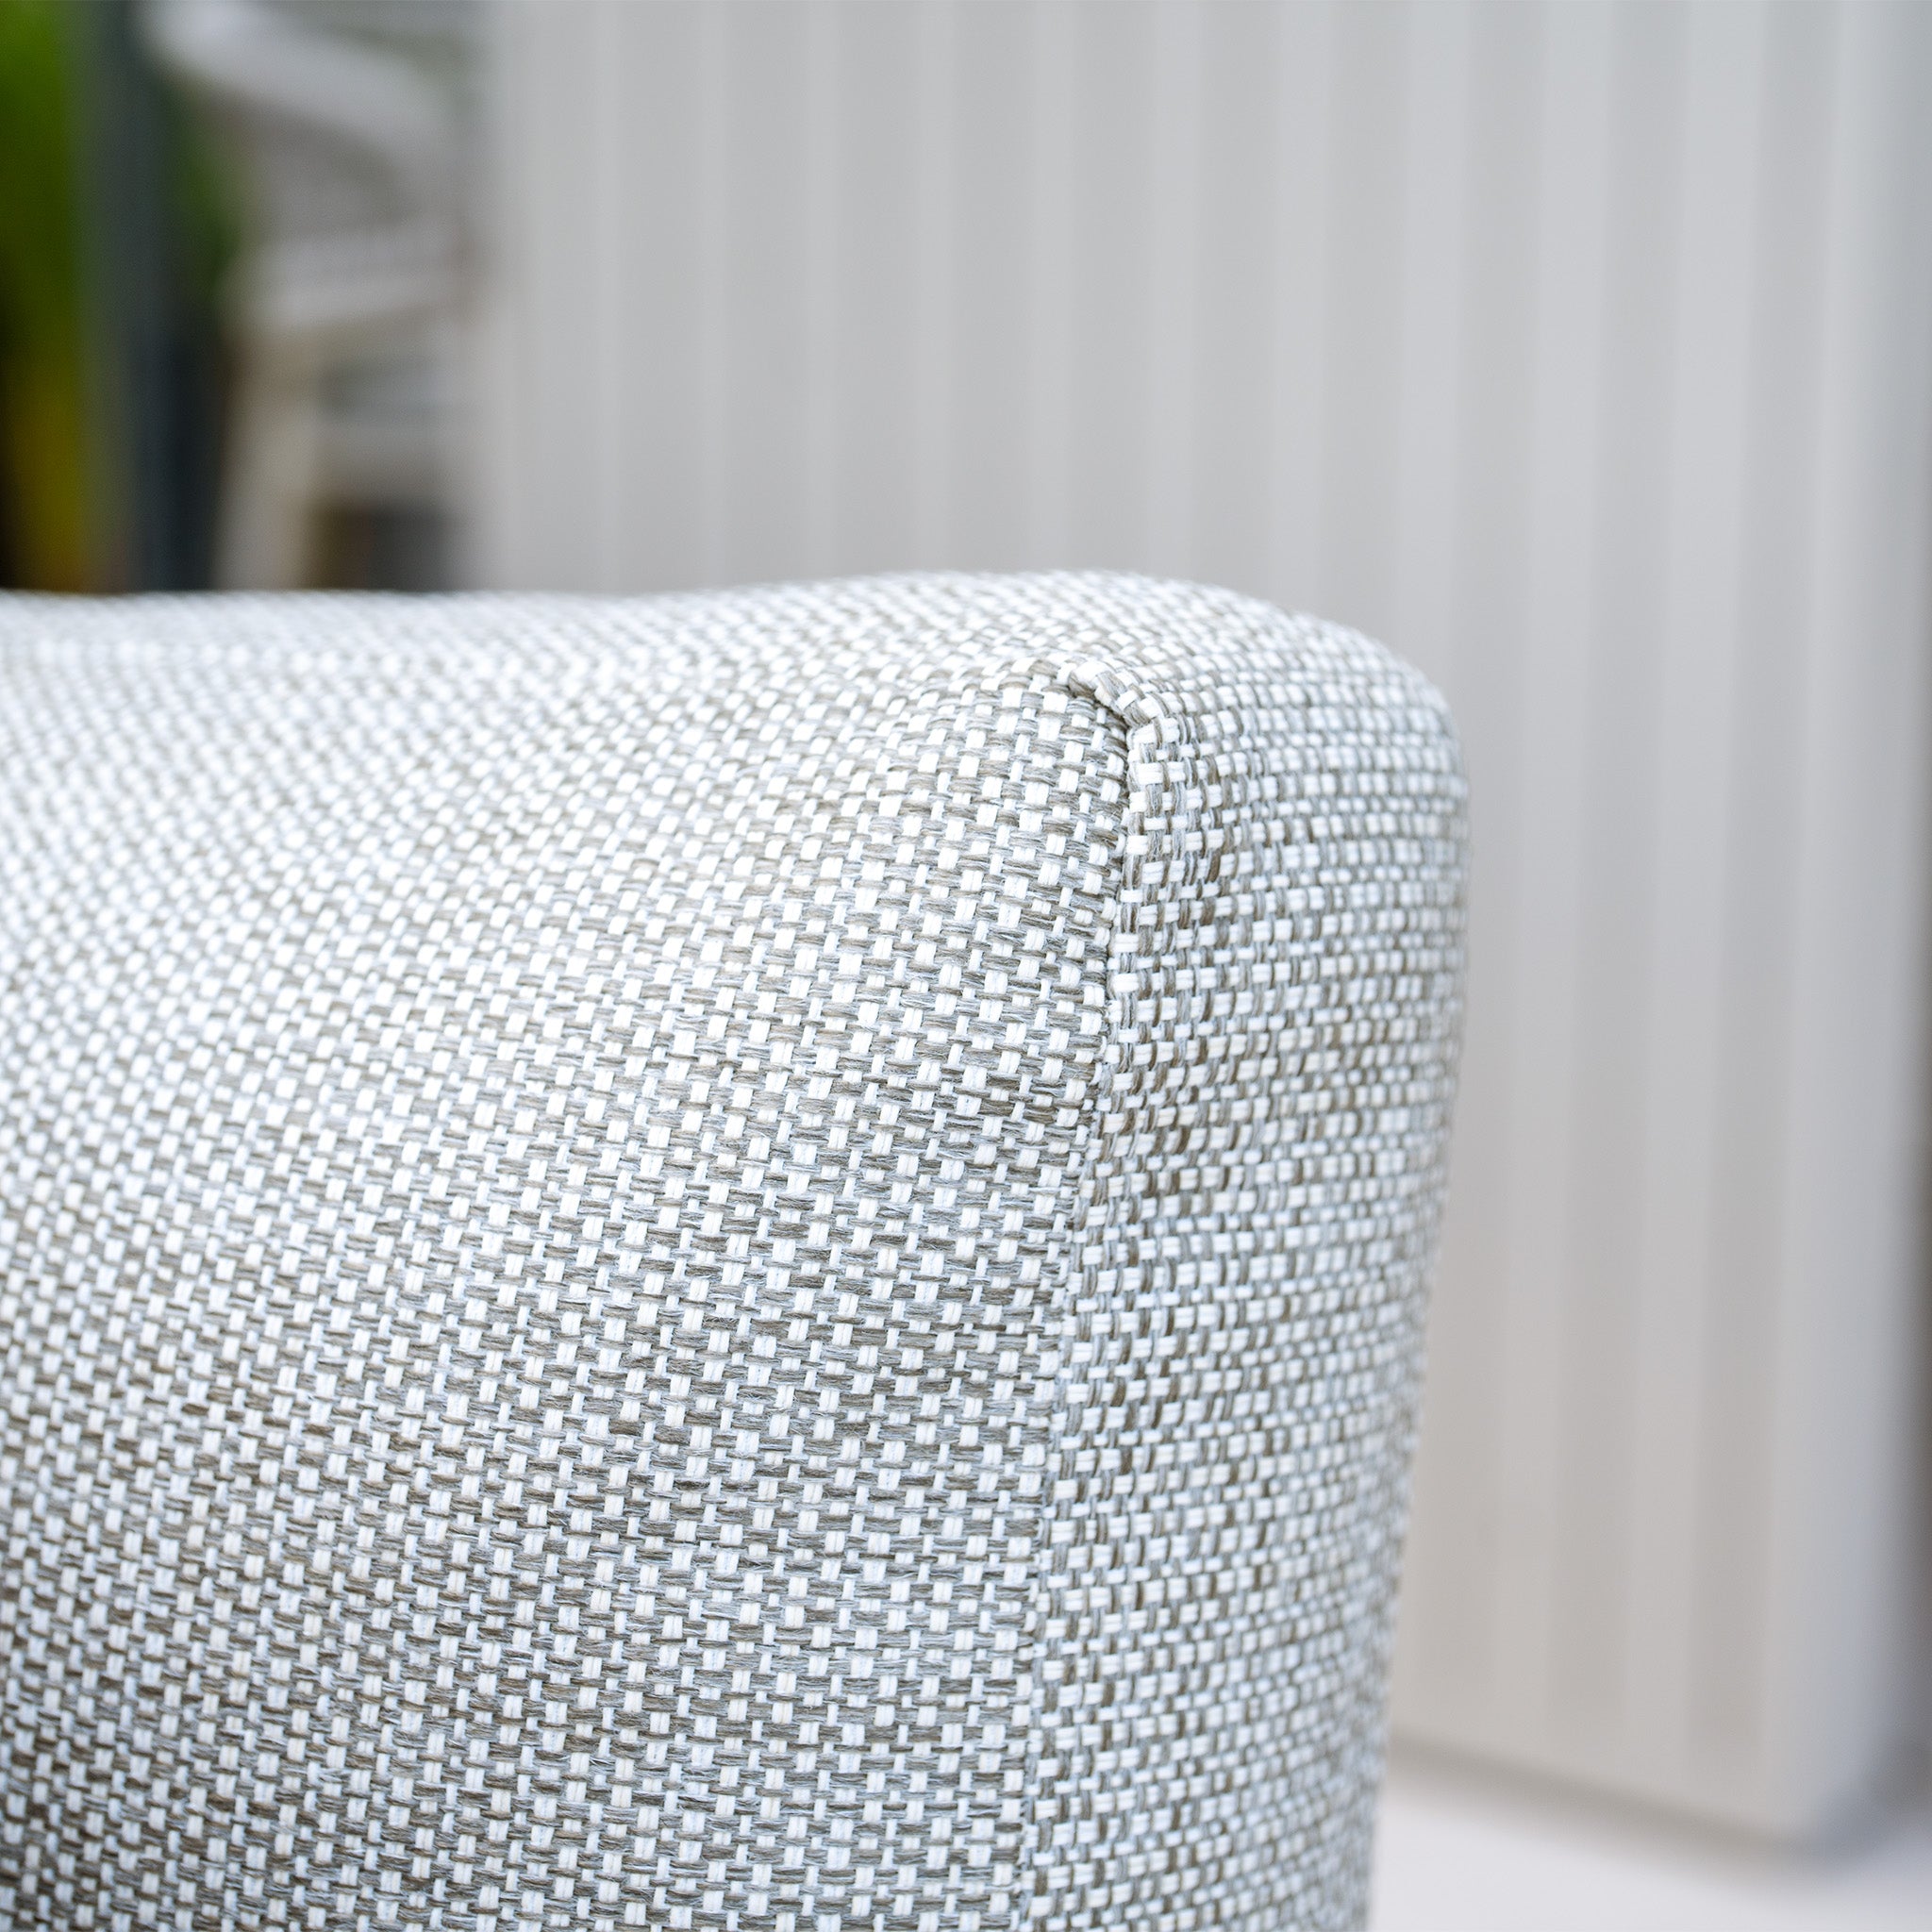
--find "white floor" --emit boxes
[1372,1753,1932,1932]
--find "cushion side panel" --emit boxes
[1029,633,1468,1932]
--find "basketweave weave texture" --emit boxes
[0,574,1465,1932]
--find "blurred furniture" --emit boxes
[0,574,1466,1928]
[475,0,1932,1840]
[144,0,470,588]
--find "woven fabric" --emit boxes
[0,573,1465,1932]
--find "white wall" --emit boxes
[474,0,1932,1839]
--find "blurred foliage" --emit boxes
[0,0,241,591]
[0,0,89,589]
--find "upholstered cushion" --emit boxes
[0,574,1464,1931]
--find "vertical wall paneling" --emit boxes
[829,4,927,581]
[1551,0,1683,1741]
[1260,0,1335,613]
[1626,0,1760,1772]
[475,0,1932,1839]
[1185,1,1289,597]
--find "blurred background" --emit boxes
[5,1,1930,1924]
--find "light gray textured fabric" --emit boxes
[0,574,1465,1932]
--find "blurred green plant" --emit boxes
[0,0,240,591]
[0,0,90,589]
